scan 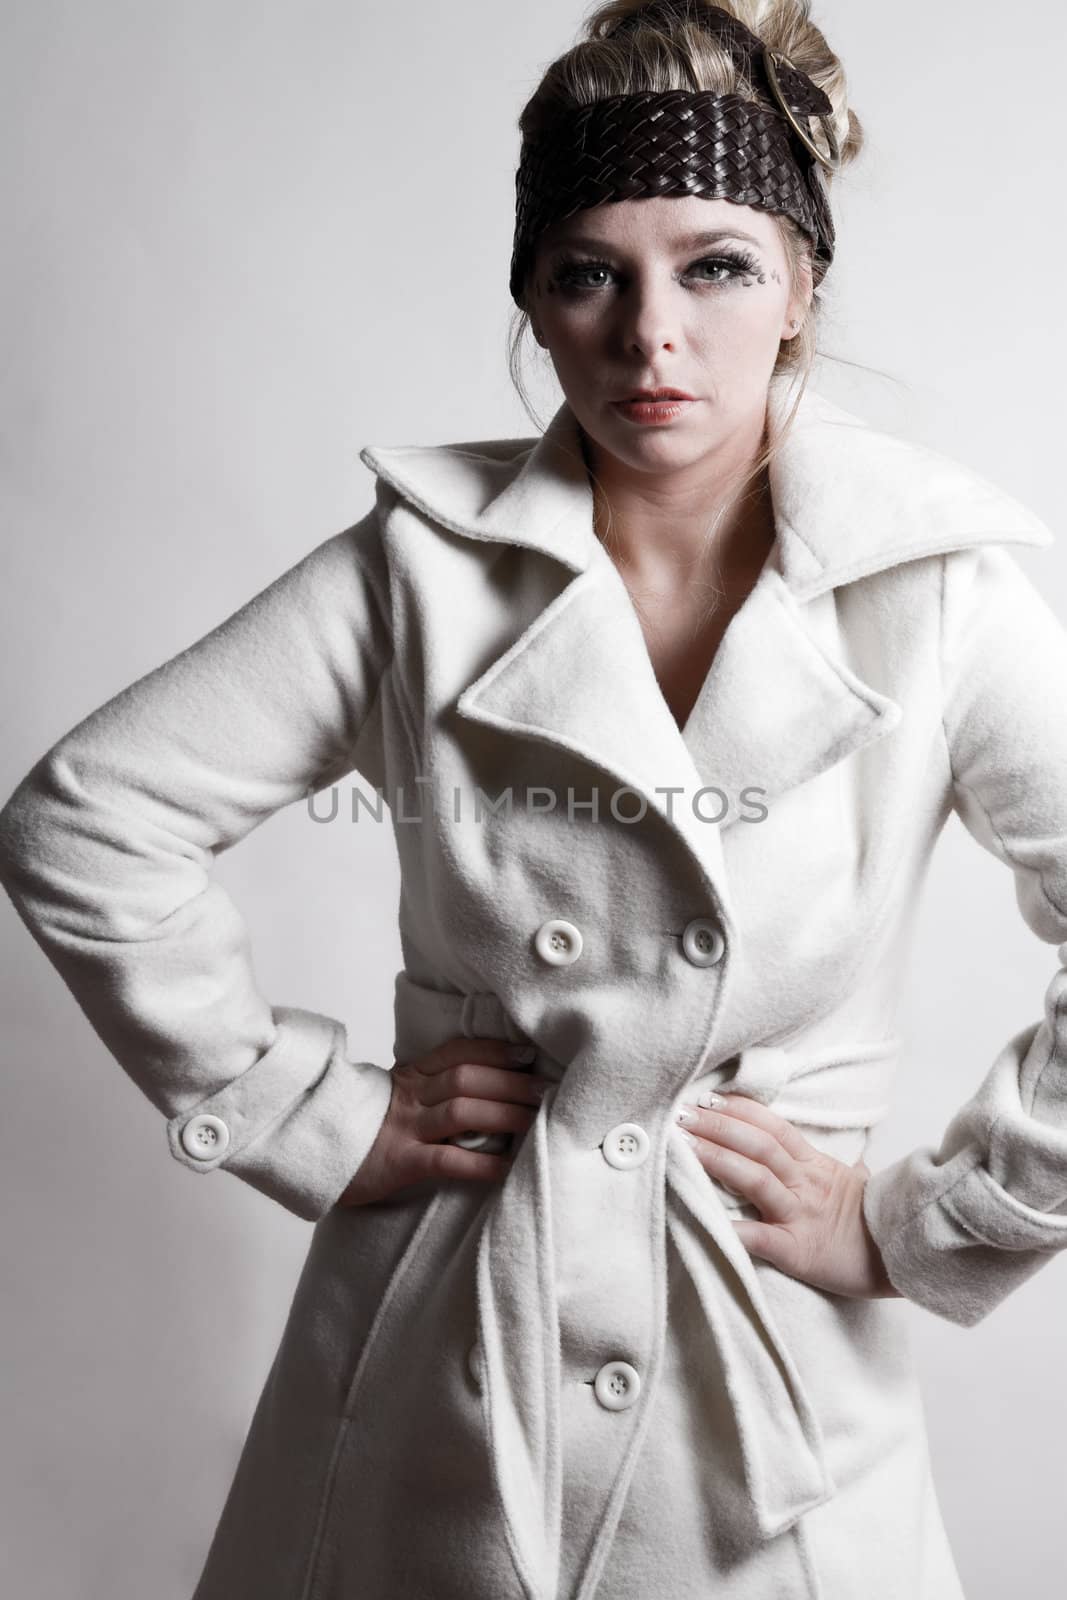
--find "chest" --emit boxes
[624,572,760,733]
[374,530,955,1082]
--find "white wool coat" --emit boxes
[2,377,1067,1600]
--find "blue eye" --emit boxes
[552,250,762,293]
[564,263,611,290]
[691,256,754,282]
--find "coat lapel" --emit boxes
[453,539,732,885]
[359,377,1054,854]
[675,557,902,823]
[362,400,739,909]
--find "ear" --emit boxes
[783,253,814,340]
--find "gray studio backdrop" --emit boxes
[2,3,1064,1597]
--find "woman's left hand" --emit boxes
[675,1093,902,1300]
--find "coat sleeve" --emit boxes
[0,506,396,1222]
[862,540,1067,1325]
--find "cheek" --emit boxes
[695,294,789,355]
[536,307,601,381]
[538,292,596,340]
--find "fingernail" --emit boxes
[675,1127,697,1147]
[676,1106,697,1124]
[696,1091,725,1109]
[509,1044,537,1063]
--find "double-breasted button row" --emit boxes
[534,915,724,968]
[488,911,721,1440]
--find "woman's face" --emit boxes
[526,194,810,476]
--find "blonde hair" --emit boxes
[506,0,865,515]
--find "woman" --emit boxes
[2,2,1066,1596]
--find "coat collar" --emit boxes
[358,376,1053,598]
[357,384,1054,925]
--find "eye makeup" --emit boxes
[546,246,766,295]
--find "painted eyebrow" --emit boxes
[542,227,766,255]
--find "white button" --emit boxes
[601,1122,650,1170]
[452,1130,492,1150]
[467,1341,482,1386]
[180,1113,230,1160]
[534,918,583,966]
[593,1360,641,1412]
[681,917,725,967]
[450,1130,510,1152]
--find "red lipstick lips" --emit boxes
[622,386,695,401]
[611,387,699,424]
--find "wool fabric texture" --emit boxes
[1,377,1065,1598]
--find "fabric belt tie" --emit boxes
[392,976,899,1599]
[661,1037,899,1554]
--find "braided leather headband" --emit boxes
[509,6,839,307]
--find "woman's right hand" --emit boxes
[337,1036,554,1207]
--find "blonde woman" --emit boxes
[2,3,1065,1597]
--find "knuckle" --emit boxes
[422,1039,461,1071]
[407,1104,432,1141]
[446,1096,477,1129]
[730,1167,752,1195]
[425,1142,455,1178]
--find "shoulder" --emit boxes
[352,390,1056,597]
[247,505,393,626]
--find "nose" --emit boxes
[617,271,681,358]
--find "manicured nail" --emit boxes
[675,1127,697,1147]
[696,1091,725,1109]
[676,1106,697,1124]
[509,1044,537,1063]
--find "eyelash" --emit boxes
[551,248,763,293]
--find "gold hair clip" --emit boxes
[763,49,840,172]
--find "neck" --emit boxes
[581,406,774,590]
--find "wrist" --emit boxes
[860,1194,903,1298]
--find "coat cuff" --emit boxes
[862,1146,1067,1328]
[166,1005,393,1221]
